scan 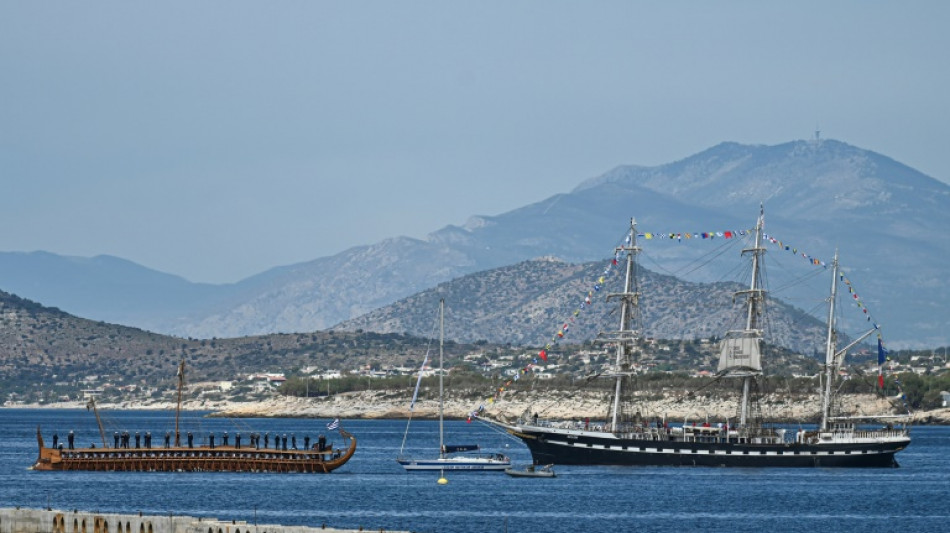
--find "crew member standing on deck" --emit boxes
[67,431,74,450]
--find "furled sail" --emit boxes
[717,330,763,375]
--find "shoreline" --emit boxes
[8,390,950,425]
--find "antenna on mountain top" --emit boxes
[814,126,822,148]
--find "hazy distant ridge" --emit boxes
[1,139,947,347]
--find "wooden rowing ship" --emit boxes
[32,428,356,473]
[32,360,356,473]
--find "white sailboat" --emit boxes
[396,299,510,472]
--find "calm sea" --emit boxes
[1,409,947,533]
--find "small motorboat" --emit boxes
[504,463,555,478]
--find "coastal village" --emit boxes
[12,340,950,424]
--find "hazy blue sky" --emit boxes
[2,1,947,283]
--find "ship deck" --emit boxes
[33,430,357,473]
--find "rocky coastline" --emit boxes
[11,389,950,425]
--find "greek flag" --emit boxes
[326,418,340,431]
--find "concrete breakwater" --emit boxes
[0,508,404,533]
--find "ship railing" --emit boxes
[660,425,786,444]
[614,426,673,441]
[821,428,910,442]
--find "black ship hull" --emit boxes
[507,426,909,468]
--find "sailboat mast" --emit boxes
[607,218,641,431]
[820,251,840,431]
[174,359,185,447]
[438,298,445,460]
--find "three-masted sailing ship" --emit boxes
[488,210,911,467]
[32,360,356,473]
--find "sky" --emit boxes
[2,1,948,284]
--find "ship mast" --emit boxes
[86,396,108,448]
[174,358,185,447]
[718,206,766,428]
[819,251,877,430]
[820,251,840,431]
[603,218,642,431]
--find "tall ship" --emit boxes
[487,209,910,467]
[32,360,356,473]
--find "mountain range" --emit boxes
[1,139,947,348]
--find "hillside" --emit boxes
[6,285,947,417]
[0,291,485,404]
[0,279,830,407]
[335,257,828,355]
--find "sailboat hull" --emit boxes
[498,423,909,468]
[396,456,510,471]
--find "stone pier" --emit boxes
[0,508,405,533]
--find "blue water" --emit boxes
[2,409,947,533]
